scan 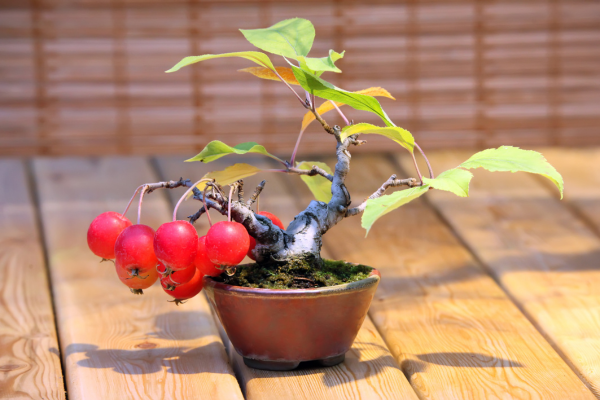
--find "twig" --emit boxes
[247,180,266,207]
[286,165,334,182]
[188,207,206,224]
[346,175,418,217]
[237,180,245,203]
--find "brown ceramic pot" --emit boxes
[203,266,380,371]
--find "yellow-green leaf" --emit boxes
[341,123,414,153]
[296,161,333,203]
[187,163,262,199]
[186,141,283,164]
[300,87,395,133]
[166,51,275,73]
[362,185,429,235]
[459,146,564,199]
[238,66,300,85]
[240,18,315,59]
[302,50,345,75]
[422,168,473,197]
[291,66,395,127]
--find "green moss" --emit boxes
[213,259,373,289]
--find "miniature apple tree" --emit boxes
[87,18,563,302]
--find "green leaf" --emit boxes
[362,185,430,235]
[422,168,473,197]
[303,50,345,75]
[291,66,394,127]
[240,18,315,59]
[459,146,564,198]
[341,123,414,152]
[187,163,262,199]
[296,161,333,203]
[166,52,274,73]
[186,141,283,163]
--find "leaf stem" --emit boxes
[330,100,350,126]
[228,185,234,222]
[123,185,144,216]
[271,67,308,108]
[203,186,213,227]
[410,152,423,185]
[137,185,148,225]
[173,178,211,221]
[415,142,434,179]
[290,129,304,166]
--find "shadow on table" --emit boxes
[64,341,231,375]
[416,352,524,368]
[148,310,212,341]
[239,346,405,389]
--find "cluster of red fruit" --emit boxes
[87,210,284,304]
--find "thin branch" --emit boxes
[247,180,266,207]
[188,207,206,224]
[345,175,418,217]
[236,180,245,203]
[286,165,334,182]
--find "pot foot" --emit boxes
[317,353,345,367]
[243,357,301,371]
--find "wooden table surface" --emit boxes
[1,148,599,400]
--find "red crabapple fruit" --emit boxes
[116,257,158,295]
[194,236,221,277]
[162,267,204,305]
[205,221,250,267]
[87,211,132,259]
[154,221,198,271]
[114,224,158,275]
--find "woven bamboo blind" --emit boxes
[1,0,599,156]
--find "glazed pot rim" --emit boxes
[203,265,380,297]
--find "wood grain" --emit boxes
[539,147,600,234]
[396,150,600,397]
[0,160,65,400]
[307,154,595,399]
[32,157,243,400]
[155,155,420,400]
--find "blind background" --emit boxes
[1,0,599,156]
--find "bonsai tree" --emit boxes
[87,18,563,301]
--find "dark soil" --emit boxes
[212,259,373,289]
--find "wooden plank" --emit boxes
[299,153,594,399]
[0,159,65,400]
[396,149,600,397]
[155,155,420,400]
[32,157,243,400]
[540,147,600,234]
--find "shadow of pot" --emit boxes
[203,267,380,371]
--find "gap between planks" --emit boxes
[31,156,243,400]
[154,155,420,400]
[395,149,600,398]
[296,153,595,400]
[0,159,65,400]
